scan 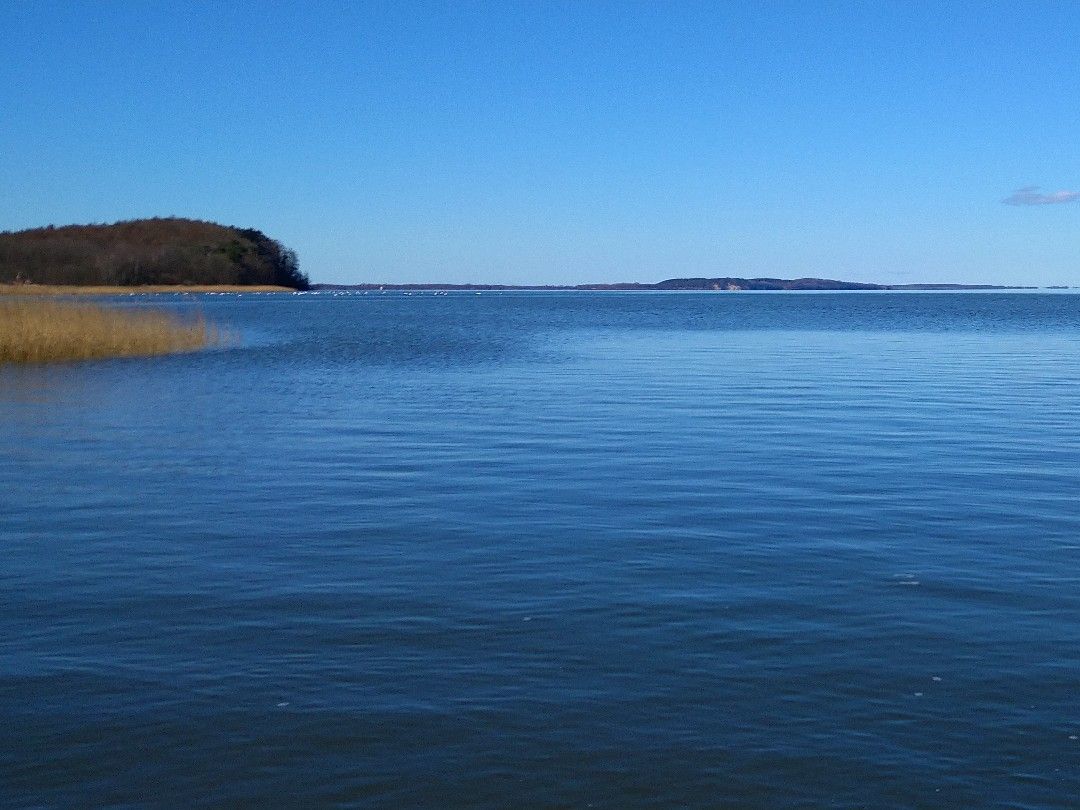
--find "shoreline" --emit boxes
[310,282,1043,292]
[0,284,296,296]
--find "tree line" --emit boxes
[0,218,309,290]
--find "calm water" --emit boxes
[2,292,1079,808]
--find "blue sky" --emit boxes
[2,1,1078,285]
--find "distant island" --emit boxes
[0,218,309,290]
[314,277,1036,292]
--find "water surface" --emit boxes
[2,292,1079,807]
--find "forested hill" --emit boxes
[0,218,308,289]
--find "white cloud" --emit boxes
[1003,186,1080,206]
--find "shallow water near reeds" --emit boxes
[2,291,1079,807]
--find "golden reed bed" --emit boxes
[0,299,217,364]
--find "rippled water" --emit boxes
[2,292,1079,807]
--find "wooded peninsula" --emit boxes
[0,218,308,290]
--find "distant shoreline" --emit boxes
[311,278,1044,292]
[3,281,1060,297]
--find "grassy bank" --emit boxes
[0,299,217,364]
[0,283,293,296]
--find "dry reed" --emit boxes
[0,299,217,364]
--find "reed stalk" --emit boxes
[0,299,216,364]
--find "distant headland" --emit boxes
[313,277,1037,292]
[0,218,308,291]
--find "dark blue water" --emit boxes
[2,292,1079,808]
